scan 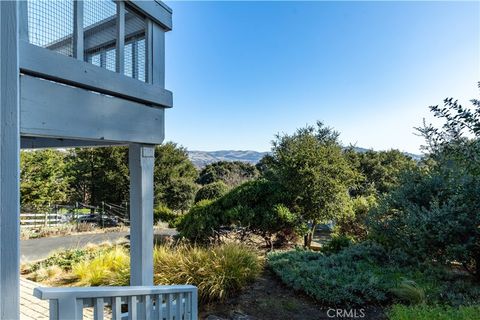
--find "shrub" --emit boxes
[388,304,480,320]
[24,246,104,273]
[177,200,222,243]
[321,235,354,255]
[368,166,480,279]
[194,181,229,203]
[334,195,377,241]
[154,205,182,228]
[178,179,302,248]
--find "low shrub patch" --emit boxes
[268,242,480,307]
[388,304,480,320]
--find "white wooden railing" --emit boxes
[33,285,198,320]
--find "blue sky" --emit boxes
[164,1,479,154]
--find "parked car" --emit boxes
[76,214,118,227]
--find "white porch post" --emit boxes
[0,1,20,319]
[129,143,155,286]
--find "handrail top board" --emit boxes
[34,285,197,300]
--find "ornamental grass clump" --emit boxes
[52,242,261,302]
[72,245,130,286]
[153,243,263,302]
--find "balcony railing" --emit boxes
[33,285,198,320]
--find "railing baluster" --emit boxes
[49,299,59,320]
[166,293,172,320]
[185,292,191,320]
[191,288,198,320]
[76,299,84,319]
[128,295,137,320]
[175,293,182,320]
[181,292,186,319]
[94,297,104,320]
[157,294,164,320]
[112,296,122,320]
[145,294,152,320]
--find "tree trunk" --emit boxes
[303,224,317,248]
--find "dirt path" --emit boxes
[201,270,386,320]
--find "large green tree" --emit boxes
[20,150,70,209]
[337,149,417,240]
[197,161,259,187]
[269,122,356,246]
[346,149,417,197]
[66,147,129,206]
[154,142,198,212]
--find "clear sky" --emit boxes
[164,1,479,154]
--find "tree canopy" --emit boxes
[197,161,259,187]
[268,122,356,246]
[20,150,70,209]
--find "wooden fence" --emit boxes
[20,212,64,228]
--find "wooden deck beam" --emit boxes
[20,75,166,145]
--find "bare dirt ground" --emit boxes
[200,269,386,320]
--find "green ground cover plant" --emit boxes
[388,304,480,320]
[268,242,480,307]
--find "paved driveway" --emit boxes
[21,229,178,262]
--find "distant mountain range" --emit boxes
[188,149,422,168]
[188,150,269,168]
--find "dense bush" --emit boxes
[178,180,300,248]
[334,195,377,241]
[194,181,229,203]
[177,199,222,243]
[320,234,354,255]
[153,205,182,228]
[369,165,480,279]
[388,304,480,320]
[380,86,480,279]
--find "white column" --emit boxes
[0,1,20,319]
[129,143,155,286]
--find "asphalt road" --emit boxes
[21,229,178,262]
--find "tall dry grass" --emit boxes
[63,243,262,302]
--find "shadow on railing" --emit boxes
[33,285,198,320]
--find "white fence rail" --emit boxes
[20,212,64,228]
[33,285,198,320]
